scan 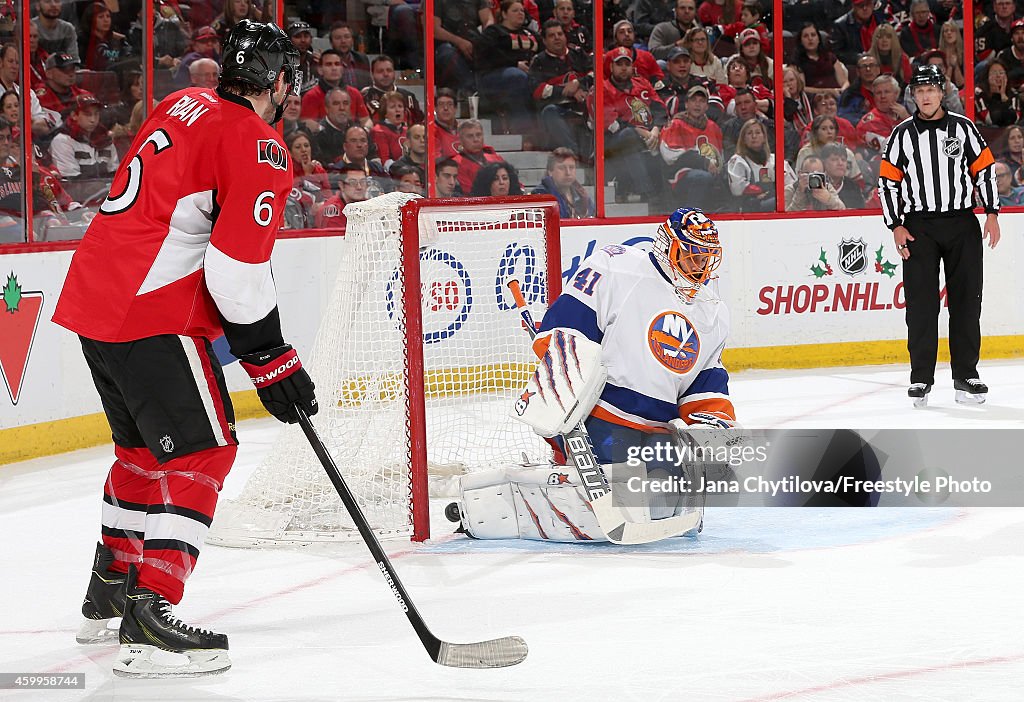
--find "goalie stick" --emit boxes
[294,407,528,668]
[507,280,702,544]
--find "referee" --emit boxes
[878,64,1001,408]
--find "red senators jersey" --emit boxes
[53,88,293,347]
[592,77,666,131]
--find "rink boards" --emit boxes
[2,213,1021,463]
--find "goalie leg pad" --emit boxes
[512,329,607,438]
[457,467,609,542]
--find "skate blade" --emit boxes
[76,617,121,645]
[955,390,986,405]
[912,395,929,408]
[113,644,231,678]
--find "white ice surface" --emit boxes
[1,361,1023,701]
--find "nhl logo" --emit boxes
[838,238,868,276]
[159,435,175,453]
[942,137,963,158]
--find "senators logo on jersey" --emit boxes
[647,311,701,374]
[257,139,288,171]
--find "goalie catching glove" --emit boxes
[511,329,606,438]
[239,344,317,423]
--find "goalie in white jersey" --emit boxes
[455,207,735,542]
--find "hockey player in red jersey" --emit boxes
[52,20,317,678]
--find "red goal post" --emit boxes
[401,195,562,540]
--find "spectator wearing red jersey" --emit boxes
[659,84,723,210]
[856,74,909,157]
[831,0,887,67]
[718,55,772,114]
[35,53,87,120]
[370,91,409,168]
[300,50,372,133]
[609,20,665,87]
[528,19,591,153]
[594,47,667,202]
[431,87,460,159]
[451,119,504,194]
[899,0,940,59]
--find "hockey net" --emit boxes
[209,193,561,545]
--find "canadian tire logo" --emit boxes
[0,272,44,405]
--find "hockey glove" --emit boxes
[239,344,317,424]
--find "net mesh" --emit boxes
[209,193,554,545]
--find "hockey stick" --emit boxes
[508,280,702,544]
[294,407,528,668]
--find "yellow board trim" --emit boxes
[3,335,1022,465]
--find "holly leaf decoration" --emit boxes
[811,249,832,277]
[875,245,898,278]
[2,272,22,313]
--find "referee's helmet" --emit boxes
[909,63,944,88]
[220,20,301,96]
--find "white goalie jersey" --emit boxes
[534,243,734,433]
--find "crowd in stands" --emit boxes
[6,0,1024,241]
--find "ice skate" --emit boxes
[76,543,126,644]
[113,566,230,678]
[908,383,931,408]
[954,378,988,404]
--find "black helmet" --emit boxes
[909,63,944,88]
[220,19,301,96]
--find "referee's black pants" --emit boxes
[902,212,983,386]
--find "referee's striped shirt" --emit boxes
[878,111,998,230]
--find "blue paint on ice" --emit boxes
[423,507,960,555]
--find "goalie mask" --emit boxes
[653,207,722,301]
[220,19,301,124]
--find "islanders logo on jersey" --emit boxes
[647,311,701,374]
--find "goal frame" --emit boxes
[400,195,562,541]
